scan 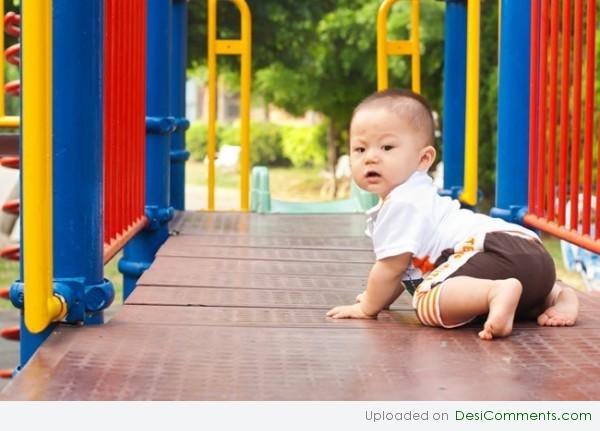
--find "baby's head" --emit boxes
[349,88,436,199]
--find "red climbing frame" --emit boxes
[103,0,148,263]
[524,0,600,253]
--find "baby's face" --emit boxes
[349,107,429,199]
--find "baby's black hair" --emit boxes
[351,88,435,148]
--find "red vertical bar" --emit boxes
[105,0,113,244]
[536,0,549,217]
[118,6,125,238]
[121,1,133,231]
[570,0,583,231]
[558,0,571,226]
[529,0,540,215]
[547,0,559,222]
[141,0,147,219]
[581,0,595,236]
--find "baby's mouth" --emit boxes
[365,171,382,183]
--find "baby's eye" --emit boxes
[353,147,365,153]
[382,145,394,151]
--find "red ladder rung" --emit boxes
[0,156,19,169]
[2,199,19,215]
[0,326,19,341]
[0,245,20,261]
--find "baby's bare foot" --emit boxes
[537,282,579,327]
[478,278,522,340]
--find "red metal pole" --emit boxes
[547,0,559,222]
[529,0,540,215]
[558,0,571,226]
[581,0,595,236]
[536,0,549,217]
[570,0,583,231]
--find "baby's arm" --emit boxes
[327,253,410,319]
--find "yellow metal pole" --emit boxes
[23,0,66,333]
[377,0,392,90]
[206,0,252,212]
[234,0,251,211]
[377,0,420,93]
[459,0,480,206]
[410,0,420,94]
[207,0,217,211]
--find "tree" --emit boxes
[188,1,500,202]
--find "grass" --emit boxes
[186,161,351,202]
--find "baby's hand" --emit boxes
[326,303,376,319]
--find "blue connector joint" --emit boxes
[118,259,152,280]
[170,149,190,163]
[145,205,175,230]
[174,117,190,132]
[490,205,529,224]
[146,116,177,135]
[438,186,463,200]
[9,278,114,323]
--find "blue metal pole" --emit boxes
[170,0,190,211]
[16,0,110,366]
[119,0,175,299]
[490,0,531,223]
[440,0,467,199]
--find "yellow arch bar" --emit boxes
[207,0,252,211]
[459,0,480,206]
[23,0,66,333]
[377,0,420,92]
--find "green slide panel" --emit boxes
[250,166,379,214]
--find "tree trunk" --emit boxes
[327,122,338,199]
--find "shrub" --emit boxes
[281,124,327,168]
[187,121,209,161]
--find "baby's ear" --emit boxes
[419,145,436,171]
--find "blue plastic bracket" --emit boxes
[490,205,529,224]
[9,277,114,324]
[146,116,177,135]
[144,205,174,230]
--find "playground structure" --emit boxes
[0,0,599,399]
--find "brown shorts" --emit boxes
[435,231,556,317]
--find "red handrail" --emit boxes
[103,0,147,262]
[526,0,600,254]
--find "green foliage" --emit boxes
[186,121,326,168]
[281,124,328,168]
[186,121,210,161]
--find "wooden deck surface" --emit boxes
[2,211,600,400]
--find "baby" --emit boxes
[326,88,579,340]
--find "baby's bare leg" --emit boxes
[438,276,522,340]
[537,280,579,327]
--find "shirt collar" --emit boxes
[364,171,431,217]
[386,170,432,201]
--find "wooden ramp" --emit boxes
[2,211,600,400]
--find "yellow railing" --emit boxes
[22,0,66,333]
[207,0,252,211]
[459,0,480,206]
[0,0,19,128]
[377,0,420,92]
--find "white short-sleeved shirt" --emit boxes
[365,170,539,280]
